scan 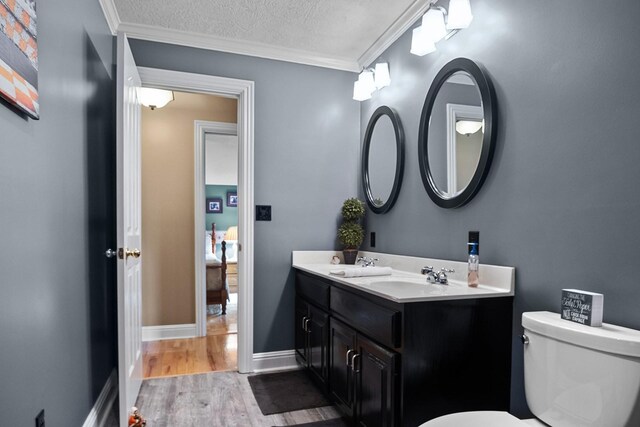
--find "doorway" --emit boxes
[138,67,254,375]
[202,123,240,373]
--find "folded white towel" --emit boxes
[330,266,393,278]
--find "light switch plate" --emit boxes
[256,205,272,221]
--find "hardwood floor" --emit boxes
[114,274,343,426]
[134,370,342,426]
[143,288,238,378]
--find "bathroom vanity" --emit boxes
[292,251,515,427]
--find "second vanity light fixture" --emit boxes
[353,62,391,101]
[411,0,473,56]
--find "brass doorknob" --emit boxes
[126,248,141,259]
[117,248,141,259]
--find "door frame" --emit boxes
[194,120,237,338]
[138,66,255,373]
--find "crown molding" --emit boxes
[98,0,119,35]
[99,0,433,73]
[357,0,436,68]
[117,21,360,72]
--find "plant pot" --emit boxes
[343,249,359,265]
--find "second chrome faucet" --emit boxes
[421,266,455,285]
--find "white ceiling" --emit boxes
[100,0,434,71]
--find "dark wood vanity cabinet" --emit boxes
[295,270,513,427]
[295,297,329,387]
[330,317,399,426]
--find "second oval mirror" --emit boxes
[362,106,405,214]
[419,58,497,209]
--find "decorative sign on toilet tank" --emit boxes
[561,289,604,327]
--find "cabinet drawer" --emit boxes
[331,287,401,348]
[296,271,330,310]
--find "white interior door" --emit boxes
[116,33,143,427]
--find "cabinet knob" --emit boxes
[304,318,311,333]
[301,316,307,332]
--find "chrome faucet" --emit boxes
[357,256,379,267]
[421,266,455,285]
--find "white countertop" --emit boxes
[292,251,515,303]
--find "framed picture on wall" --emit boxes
[227,191,238,207]
[0,0,39,119]
[206,197,223,214]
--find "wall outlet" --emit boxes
[370,232,376,248]
[35,409,44,427]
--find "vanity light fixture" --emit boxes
[352,63,391,101]
[410,0,473,57]
[137,87,174,110]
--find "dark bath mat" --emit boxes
[248,370,331,415]
[273,417,352,427]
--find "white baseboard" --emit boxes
[142,323,197,341]
[252,350,300,373]
[82,369,117,427]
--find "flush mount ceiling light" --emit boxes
[456,119,484,135]
[353,63,391,101]
[137,87,175,110]
[411,0,473,56]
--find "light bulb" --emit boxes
[410,26,436,56]
[422,8,447,43]
[353,80,371,101]
[447,0,473,30]
[374,63,391,89]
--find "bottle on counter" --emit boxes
[468,242,479,287]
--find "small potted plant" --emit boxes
[338,198,365,264]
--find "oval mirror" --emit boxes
[418,58,497,208]
[362,106,405,214]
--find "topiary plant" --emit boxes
[337,198,365,264]
[338,222,364,249]
[341,198,365,221]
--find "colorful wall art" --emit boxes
[0,0,38,119]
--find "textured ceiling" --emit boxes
[113,0,421,64]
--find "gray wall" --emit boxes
[360,0,640,417]
[129,39,360,353]
[0,0,116,425]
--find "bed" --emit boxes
[205,230,229,314]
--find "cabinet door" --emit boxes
[308,304,329,385]
[295,297,308,365]
[329,318,357,418]
[355,336,399,427]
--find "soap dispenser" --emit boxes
[468,243,479,287]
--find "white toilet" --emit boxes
[420,311,640,426]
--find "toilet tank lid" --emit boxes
[522,311,640,358]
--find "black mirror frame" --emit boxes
[418,58,497,209]
[362,106,405,214]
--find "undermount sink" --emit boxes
[367,279,427,287]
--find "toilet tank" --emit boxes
[522,311,640,427]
